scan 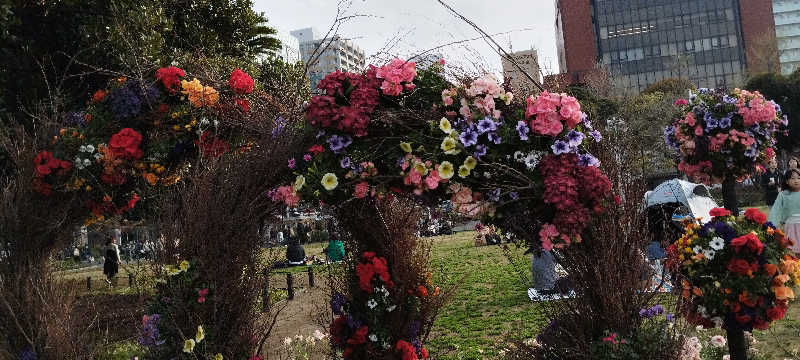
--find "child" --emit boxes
[769,168,800,254]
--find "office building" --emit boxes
[554,0,776,93]
[774,0,800,75]
[291,27,366,90]
[501,49,542,94]
[271,29,300,64]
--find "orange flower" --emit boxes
[773,274,791,286]
[103,194,112,202]
[724,288,732,294]
[772,286,795,300]
[92,90,107,102]
[417,285,428,297]
[433,286,440,296]
[143,172,158,186]
[764,263,778,276]
[692,287,702,296]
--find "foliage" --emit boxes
[745,70,800,151]
[589,306,683,360]
[665,89,785,184]
[667,208,799,333]
[642,78,697,96]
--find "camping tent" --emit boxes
[645,179,718,223]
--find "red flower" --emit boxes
[728,258,758,276]
[33,151,62,176]
[346,325,368,345]
[709,208,731,217]
[92,89,107,102]
[195,132,230,158]
[767,304,787,321]
[735,312,752,325]
[309,144,325,155]
[396,340,418,360]
[32,177,52,195]
[197,288,209,303]
[417,285,428,297]
[674,99,689,106]
[155,66,185,94]
[420,347,428,359]
[235,98,250,113]
[127,192,140,210]
[229,68,254,95]
[356,262,375,292]
[744,208,767,225]
[371,256,391,283]
[108,128,143,160]
[157,103,169,113]
[362,252,376,260]
[330,316,348,345]
[731,233,764,255]
[753,317,770,330]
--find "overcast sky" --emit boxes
[255,0,558,76]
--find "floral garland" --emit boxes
[666,208,799,331]
[665,88,787,184]
[32,66,256,225]
[330,252,435,359]
[274,59,612,252]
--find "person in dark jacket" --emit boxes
[103,237,120,285]
[762,158,782,206]
[285,227,306,266]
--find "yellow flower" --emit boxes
[400,142,412,153]
[294,175,306,191]
[195,325,205,343]
[214,354,223,360]
[413,162,429,176]
[441,137,459,155]
[439,117,452,133]
[438,161,454,179]
[463,156,477,170]
[172,125,181,131]
[179,260,190,272]
[171,112,180,119]
[321,173,338,191]
[458,165,470,178]
[183,339,195,353]
[166,265,181,276]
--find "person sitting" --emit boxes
[285,228,306,266]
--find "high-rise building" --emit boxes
[501,49,542,95]
[271,29,300,64]
[774,0,800,75]
[291,27,366,90]
[554,0,776,93]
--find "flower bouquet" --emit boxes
[666,207,799,358]
[275,58,612,252]
[33,66,256,225]
[665,88,787,184]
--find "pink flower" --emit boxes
[451,185,473,204]
[558,95,582,128]
[530,112,563,137]
[303,154,312,162]
[694,125,703,136]
[425,170,441,190]
[439,58,446,65]
[459,98,472,119]
[408,169,422,185]
[197,288,209,303]
[375,58,416,96]
[525,91,561,118]
[685,113,696,127]
[541,237,554,251]
[354,182,369,198]
[674,99,688,106]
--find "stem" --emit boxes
[721,177,739,215]
[726,327,747,360]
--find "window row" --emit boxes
[602,35,738,64]
[594,0,736,16]
[599,9,735,39]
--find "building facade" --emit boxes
[272,29,300,64]
[501,49,542,95]
[774,0,800,75]
[291,27,365,90]
[555,0,776,93]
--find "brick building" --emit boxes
[554,0,777,93]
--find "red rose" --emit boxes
[731,233,764,255]
[766,304,787,321]
[236,98,250,113]
[709,208,731,217]
[33,151,61,176]
[728,258,755,275]
[155,66,185,94]
[744,208,767,224]
[346,325,368,345]
[108,128,143,160]
[229,68,254,95]
[127,192,140,210]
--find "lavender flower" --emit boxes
[581,113,590,128]
[698,88,710,94]
[331,293,346,316]
[719,116,732,129]
[476,117,497,134]
[723,95,736,104]
[473,144,487,159]
[578,153,600,167]
[567,130,584,147]
[64,111,86,127]
[459,129,478,147]
[345,314,361,329]
[139,314,165,346]
[551,140,570,155]
[109,85,142,120]
[589,130,602,142]
[665,313,675,322]
[488,188,501,202]
[328,135,352,153]
[744,146,758,158]
[303,154,312,162]
[509,191,519,200]
[516,121,529,141]
[487,132,502,144]
[272,116,287,138]
[340,157,352,169]
[705,117,719,130]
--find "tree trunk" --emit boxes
[722,177,739,215]
[726,327,748,360]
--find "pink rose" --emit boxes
[425,171,440,190]
[354,182,369,198]
[408,169,422,185]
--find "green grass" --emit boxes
[428,232,546,360]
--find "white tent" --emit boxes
[645,179,719,223]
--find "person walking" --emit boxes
[762,158,782,206]
[103,237,121,285]
[769,168,800,254]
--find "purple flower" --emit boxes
[139,314,165,346]
[316,130,326,139]
[340,157,352,169]
[509,191,519,200]
[18,346,36,360]
[665,313,675,322]
[719,116,732,129]
[488,188,500,202]
[581,113,590,127]
[459,129,478,147]
[723,95,736,104]
[664,126,678,151]
[473,144,487,159]
[698,87,710,94]
[476,117,497,134]
[589,130,602,142]
[706,117,719,130]
[64,111,87,127]
[345,314,361,329]
[516,121,529,141]
[303,154,312,162]
[551,140,570,155]
[109,84,142,120]
[327,135,352,153]
[578,153,600,167]
[744,146,758,158]
[652,304,664,315]
[273,116,287,138]
[567,130,584,147]
[288,158,296,169]
[331,293,346,316]
[487,132,502,145]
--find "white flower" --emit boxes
[439,117,452,133]
[368,334,378,342]
[387,305,396,312]
[94,153,103,160]
[213,119,219,127]
[83,159,91,167]
[86,144,95,153]
[283,337,292,346]
[79,145,87,152]
[711,317,724,328]
[367,299,377,309]
[710,335,726,348]
[200,118,210,126]
[709,237,725,250]
[697,306,708,317]
[692,245,703,254]
[75,157,85,170]
[702,249,715,260]
[294,175,305,191]
[483,171,491,179]
[313,330,326,340]
[513,151,525,162]
[295,334,304,341]
[382,341,390,350]
[321,173,338,191]
[524,152,541,169]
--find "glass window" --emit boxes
[669,43,678,55]
[694,39,703,51]
[685,41,694,52]
[728,35,737,47]
[712,37,720,47]
[600,27,609,39]
[703,38,712,51]
[661,44,670,55]
[725,8,734,21]
[715,62,724,75]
